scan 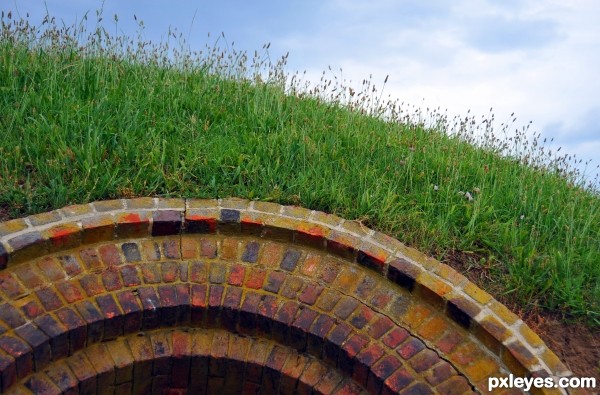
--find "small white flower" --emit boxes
[465,192,474,201]
[434,185,439,191]
[520,214,525,220]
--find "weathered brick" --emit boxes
[185,214,218,234]
[84,343,115,390]
[116,212,151,238]
[209,261,228,284]
[383,368,414,394]
[57,255,82,276]
[79,247,103,270]
[36,257,66,282]
[161,261,180,282]
[157,284,179,326]
[34,314,69,360]
[141,262,162,284]
[163,239,180,259]
[299,283,324,306]
[75,300,104,345]
[245,268,266,289]
[0,272,24,299]
[79,274,104,297]
[44,359,78,393]
[96,294,124,340]
[116,290,142,334]
[280,276,304,299]
[409,349,440,373]
[81,215,115,243]
[102,267,123,292]
[324,322,352,365]
[65,352,96,394]
[397,338,426,360]
[367,316,394,340]
[368,355,403,395]
[122,242,141,262]
[120,265,141,287]
[0,335,33,378]
[138,287,160,330]
[295,223,328,249]
[8,232,47,263]
[241,241,260,263]
[352,342,385,387]
[190,261,207,284]
[13,263,45,289]
[415,272,453,308]
[0,303,26,328]
[333,296,360,320]
[339,333,369,374]
[387,257,420,291]
[152,210,182,236]
[23,372,61,394]
[55,307,87,353]
[222,286,243,331]
[264,271,286,294]
[349,304,376,329]
[290,307,318,351]
[447,296,481,329]
[14,323,51,371]
[105,338,134,384]
[0,351,17,393]
[280,249,301,272]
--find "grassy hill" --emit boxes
[1,12,599,327]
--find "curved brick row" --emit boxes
[8,328,365,395]
[0,198,575,394]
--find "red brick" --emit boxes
[141,262,162,284]
[307,314,335,357]
[57,255,83,276]
[162,239,181,259]
[228,264,246,286]
[161,261,180,283]
[369,354,403,392]
[324,322,353,365]
[298,359,328,394]
[273,301,300,344]
[138,287,160,329]
[158,285,180,326]
[102,267,123,291]
[436,330,464,354]
[349,304,376,329]
[397,338,426,360]
[200,239,217,257]
[424,362,455,386]
[383,368,414,394]
[409,349,440,373]
[339,333,369,374]
[13,264,45,289]
[20,300,44,320]
[37,257,66,282]
[257,295,280,337]
[96,294,124,340]
[35,287,64,311]
[368,316,394,340]
[209,261,228,283]
[436,376,472,395]
[99,244,123,266]
[55,281,84,304]
[116,290,142,334]
[191,284,207,324]
[313,368,344,394]
[298,283,324,305]
[245,268,266,289]
[79,274,104,297]
[151,331,173,375]
[79,247,103,270]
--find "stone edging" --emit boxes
[0,198,572,393]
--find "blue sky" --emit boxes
[4,0,600,186]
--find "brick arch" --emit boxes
[0,198,573,394]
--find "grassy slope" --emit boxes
[0,19,598,326]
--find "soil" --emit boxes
[442,249,600,385]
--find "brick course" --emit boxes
[0,198,575,394]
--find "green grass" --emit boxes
[1,12,599,326]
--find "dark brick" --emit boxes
[24,373,61,394]
[20,300,44,320]
[138,287,160,329]
[75,300,104,344]
[0,352,16,393]
[239,292,261,334]
[152,210,182,236]
[324,322,352,365]
[387,258,418,291]
[355,275,378,299]
[242,241,260,263]
[353,343,385,387]
[409,349,440,373]
[264,271,286,294]
[333,297,360,320]
[290,307,318,351]
[280,249,301,272]
[357,250,386,273]
[14,323,51,371]
[257,295,279,337]
[0,243,7,269]
[175,284,191,324]
[447,297,480,329]
[95,294,124,340]
[9,231,44,254]
[220,209,240,223]
[186,216,217,234]
[120,265,141,287]
[339,334,369,374]
[209,262,228,284]
[349,305,375,329]
[34,314,69,360]
[399,382,434,395]
[369,355,403,394]
[55,307,87,353]
[0,335,33,378]
[157,285,178,326]
[0,304,26,328]
[44,360,78,393]
[122,242,141,262]
[307,314,335,357]
[190,284,207,325]
[273,301,299,344]
[0,273,23,298]
[222,287,243,332]
[102,268,123,291]
[117,290,142,334]
[298,283,324,305]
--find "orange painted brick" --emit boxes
[417,315,451,342]
[402,303,434,330]
[463,357,500,382]
[43,223,81,252]
[181,235,199,259]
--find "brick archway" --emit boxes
[0,198,573,394]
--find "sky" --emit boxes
[4,0,600,187]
